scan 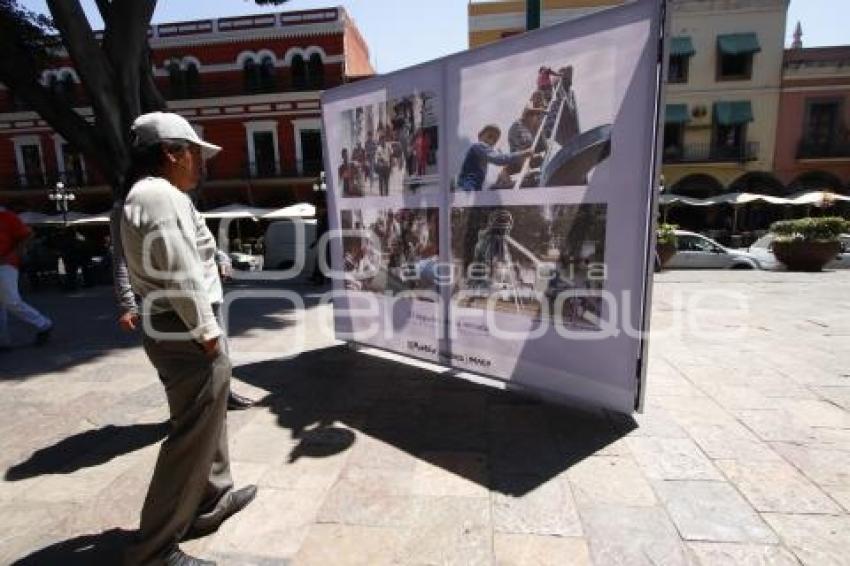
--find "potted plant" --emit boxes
[656,223,678,270]
[769,216,849,272]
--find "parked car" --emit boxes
[748,233,850,270]
[665,230,761,270]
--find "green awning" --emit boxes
[670,36,695,57]
[665,104,690,123]
[714,101,754,125]
[717,33,761,55]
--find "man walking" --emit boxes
[120,112,256,566]
[0,206,53,349]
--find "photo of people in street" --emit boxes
[452,50,615,190]
[340,207,440,295]
[337,91,439,197]
[451,204,607,329]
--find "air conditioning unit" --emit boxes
[690,105,710,125]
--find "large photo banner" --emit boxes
[322,0,664,413]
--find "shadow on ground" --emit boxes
[1,281,320,382]
[236,344,636,497]
[5,422,168,481]
[11,528,134,566]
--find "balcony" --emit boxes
[205,159,323,182]
[797,139,850,160]
[664,142,759,164]
[1,170,91,191]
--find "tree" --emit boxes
[0,0,288,199]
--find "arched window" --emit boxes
[243,58,260,94]
[259,55,276,92]
[307,53,324,89]
[59,72,76,105]
[184,63,200,98]
[291,54,306,91]
[167,61,184,99]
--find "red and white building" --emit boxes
[0,7,375,213]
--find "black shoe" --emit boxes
[34,324,53,346]
[227,390,256,410]
[164,545,216,566]
[184,485,258,540]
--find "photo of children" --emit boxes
[338,92,439,197]
[453,52,615,190]
[340,208,440,296]
[451,204,607,329]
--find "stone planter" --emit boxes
[656,242,677,269]
[772,240,841,272]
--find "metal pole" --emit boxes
[526,0,541,31]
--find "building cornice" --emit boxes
[670,0,789,14]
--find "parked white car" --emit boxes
[748,233,850,270]
[666,230,761,270]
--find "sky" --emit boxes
[18,0,849,74]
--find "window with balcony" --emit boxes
[259,55,276,92]
[668,37,694,84]
[663,104,688,161]
[307,53,324,89]
[13,136,46,188]
[712,101,754,161]
[716,33,760,81]
[185,62,200,98]
[245,121,280,178]
[244,58,261,94]
[167,61,185,98]
[58,141,86,186]
[799,99,849,159]
[291,54,307,90]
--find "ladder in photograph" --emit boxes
[510,75,572,191]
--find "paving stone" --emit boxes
[654,480,777,543]
[770,442,850,487]
[492,473,582,537]
[316,467,420,527]
[762,513,850,566]
[627,437,722,481]
[493,534,590,566]
[733,409,825,444]
[579,505,694,566]
[293,523,407,565]
[612,406,689,439]
[260,452,347,492]
[567,456,656,507]
[399,496,493,566]
[715,459,840,514]
[685,423,782,462]
[410,451,489,498]
[206,487,324,559]
[687,542,801,566]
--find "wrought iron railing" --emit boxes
[663,141,759,163]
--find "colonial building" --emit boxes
[0,7,374,214]
[774,41,850,194]
[663,0,788,199]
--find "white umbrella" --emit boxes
[201,204,272,219]
[263,202,316,219]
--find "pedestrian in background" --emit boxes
[0,205,53,349]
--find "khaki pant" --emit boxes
[127,311,234,565]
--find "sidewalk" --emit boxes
[1,272,848,565]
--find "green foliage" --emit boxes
[656,223,678,246]
[0,0,56,74]
[769,216,850,242]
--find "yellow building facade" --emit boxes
[468,0,790,197]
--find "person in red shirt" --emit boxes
[0,206,53,348]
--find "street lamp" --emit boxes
[312,170,327,193]
[48,181,76,225]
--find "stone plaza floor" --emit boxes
[0,271,848,565]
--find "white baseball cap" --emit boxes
[131,111,222,159]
